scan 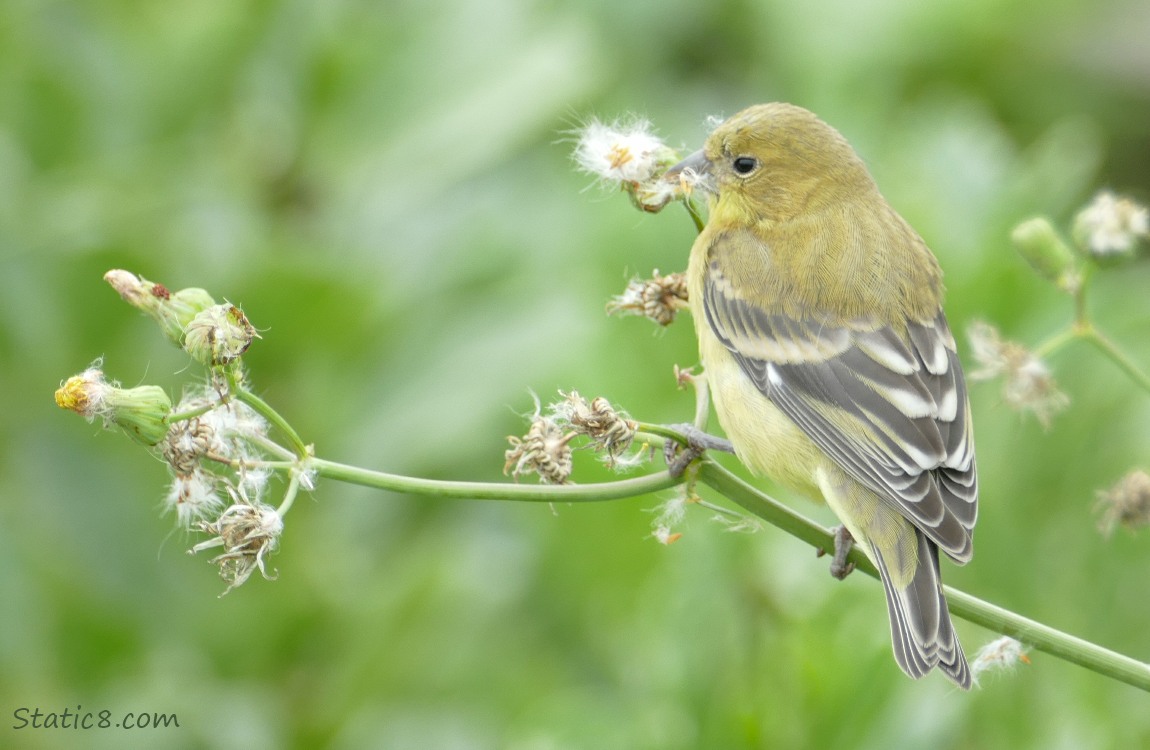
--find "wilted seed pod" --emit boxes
[504,415,573,485]
[607,271,689,326]
[560,392,637,455]
[161,418,219,475]
[104,270,217,345]
[183,304,258,366]
[190,502,283,595]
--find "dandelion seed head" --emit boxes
[573,117,671,184]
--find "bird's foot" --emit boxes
[816,525,855,580]
[661,423,735,477]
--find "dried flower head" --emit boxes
[164,388,269,469]
[551,391,638,458]
[161,418,221,475]
[607,270,689,326]
[1072,191,1149,258]
[504,409,574,485]
[967,322,1069,428]
[970,636,1030,687]
[573,117,683,212]
[1095,470,1150,537]
[183,304,258,366]
[190,500,283,595]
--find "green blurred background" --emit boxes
[3,0,1149,747]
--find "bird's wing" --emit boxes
[701,234,978,562]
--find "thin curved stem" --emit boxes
[168,400,217,423]
[695,459,1150,692]
[1033,326,1080,359]
[277,471,302,517]
[943,588,1150,692]
[311,457,683,502]
[1081,327,1150,395]
[225,369,310,458]
[684,197,706,234]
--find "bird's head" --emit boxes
[665,103,876,223]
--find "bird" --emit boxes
[664,103,978,688]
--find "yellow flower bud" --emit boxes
[55,364,172,445]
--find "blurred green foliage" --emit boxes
[3,0,1150,747]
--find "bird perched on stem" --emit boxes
[665,103,978,688]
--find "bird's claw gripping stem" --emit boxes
[816,525,856,580]
[662,423,735,477]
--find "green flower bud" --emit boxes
[104,270,217,344]
[105,384,173,445]
[1011,218,1077,290]
[183,304,258,366]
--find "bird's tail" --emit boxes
[873,530,971,689]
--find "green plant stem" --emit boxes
[202,385,1150,691]
[224,371,310,458]
[168,401,217,423]
[684,197,706,234]
[1033,326,1079,359]
[696,459,1150,692]
[1035,324,1150,396]
[311,457,683,502]
[1081,327,1150,395]
[943,588,1150,691]
[634,423,684,445]
[277,472,302,517]
[1034,261,1150,395]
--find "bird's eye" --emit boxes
[732,156,757,175]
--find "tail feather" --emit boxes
[873,530,970,689]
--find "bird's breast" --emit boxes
[687,239,826,501]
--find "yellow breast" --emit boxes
[687,237,826,501]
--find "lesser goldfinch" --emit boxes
[667,103,978,688]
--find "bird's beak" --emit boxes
[664,149,710,181]
[663,149,714,194]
